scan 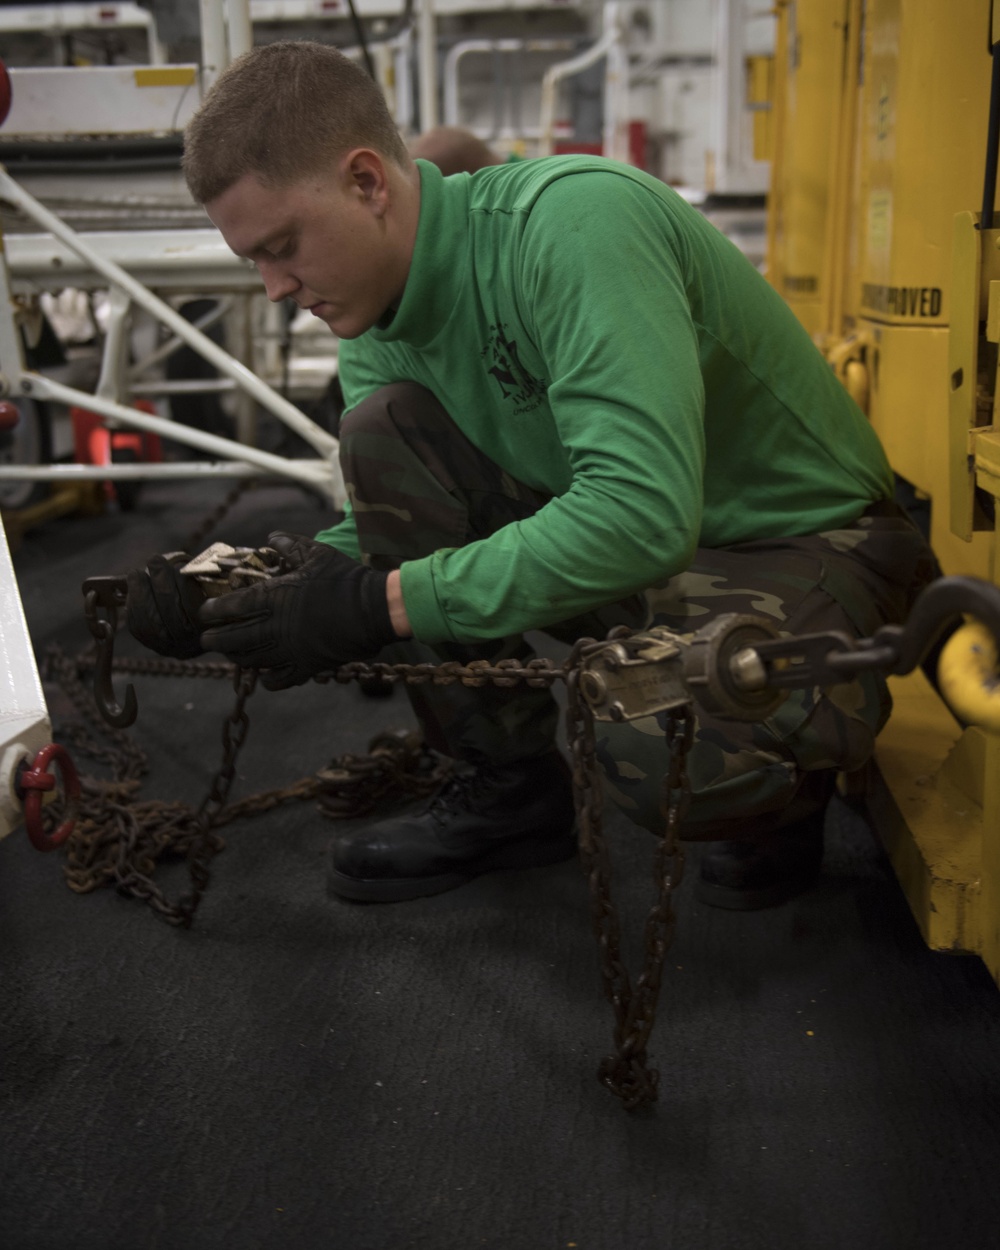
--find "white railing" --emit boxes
[442,38,576,142]
[0,170,344,503]
[537,2,629,161]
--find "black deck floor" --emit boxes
[3,479,1000,1250]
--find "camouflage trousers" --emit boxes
[339,383,940,839]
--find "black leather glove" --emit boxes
[263,531,325,571]
[126,553,206,660]
[198,532,396,689]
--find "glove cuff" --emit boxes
[360,567,396,651]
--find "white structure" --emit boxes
[0,515,55,843]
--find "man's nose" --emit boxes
[258,261,299,303]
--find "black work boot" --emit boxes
[327,750,577,902]
[695,817,825,911]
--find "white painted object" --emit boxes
[0,517,51,842]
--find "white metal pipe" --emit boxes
[603,35,629,163]
[228,294,258,447]
[0,461,273,481]
[393,27,415,135]
[712,0,733,193]
[0,247,26,389]
[200,0,229,92]
[417,0,438,131]
[95,287,132,406]
[129,379,237,394]
[443,39,575,136]
[443,40,492,128]
[0,170,338,460]
[538,3,622,158]
[16,374,336,494]
[148,26,167,66]
[129,297,233,380]
[225,0,253,61]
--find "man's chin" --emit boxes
[324,314,383,340]
[311,302,388,339]
[309,313,345,338]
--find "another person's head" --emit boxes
[409,126,504,176]
[185,40,419,339]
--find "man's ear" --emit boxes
[343,148,390,218]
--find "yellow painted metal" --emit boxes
[768,0,1000,979]
[861,318,993,574]
[133,67,197,88]
[858,0,992,329]
[876,196,1000,973]
[859,1,1000,984]
[870,677,995,968]
[869,670,980,953]
[986,281,1000,344]
[976,426,1000,494]
[0,483,104,551]
[938,622,1000,731]
[818,0,863,346]
[946,214,1000,540]
[844,2,999,973]
[764,0,789,298]
[851,3,999,549]
[765,0,849,338]
[825,0,993,430]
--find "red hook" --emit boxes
[17,744,81,852]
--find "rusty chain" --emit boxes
[43,634,691,1108]
[42,647,254,926]
[316,727,453,818]
[564,636,693,1108]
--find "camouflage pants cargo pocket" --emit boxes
[340,383,939,838]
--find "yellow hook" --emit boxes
[938,621,1000,732]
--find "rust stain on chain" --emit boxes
[43,632,689,1109]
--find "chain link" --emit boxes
[563,638,693,1109]
[43,636,692,1106]
[78,652,238,681]
[598,706,692,1109]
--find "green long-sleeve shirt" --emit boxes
[317,157,892,644]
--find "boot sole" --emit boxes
[328,831,578,903]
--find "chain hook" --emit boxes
[82,578,137,728]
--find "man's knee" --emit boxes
[596,713,841,840]
[339,382,446,445]
[592,597,890,838]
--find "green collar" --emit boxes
[366,159,465,350]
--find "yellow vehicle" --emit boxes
[768,0,1000,983]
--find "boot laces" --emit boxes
[428,764,501,821]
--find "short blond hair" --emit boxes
[183,40,410,204]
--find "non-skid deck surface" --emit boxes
[3,480,999,1250]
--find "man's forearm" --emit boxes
[387,568,413,638]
